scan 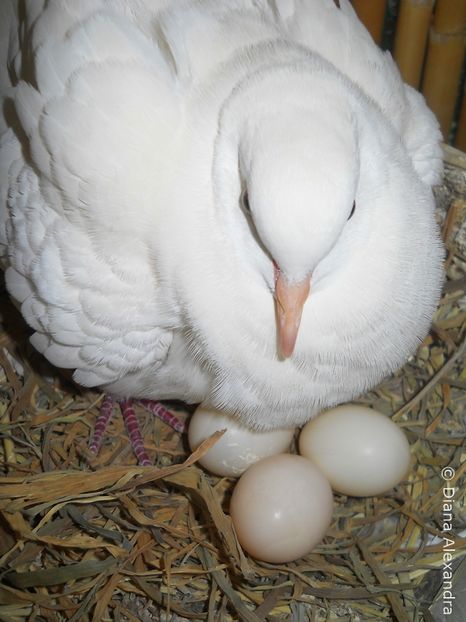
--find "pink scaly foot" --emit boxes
[118,398,151,466]
[89,396,183,465]
[89,394,115,454]
[138,399,185,433]
[89,395,151,465]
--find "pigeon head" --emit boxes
[236,85,359,357]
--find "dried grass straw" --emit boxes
[0,147,465,621]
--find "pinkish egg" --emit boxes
[230,454,333,563]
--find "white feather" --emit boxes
[1,0,444,429]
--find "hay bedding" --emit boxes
[0,147,465,622]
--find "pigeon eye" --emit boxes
[348,200,356,220]
[242,189,251,213]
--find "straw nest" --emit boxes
[0,147,465,622]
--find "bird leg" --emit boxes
[89,396,184,465]
[118,398,151,466]
[89,395,150,464]
[137,399,186,433]
[89,394,115,455]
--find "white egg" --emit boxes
[299,404,411,497]
[230,454,333,563]
[188,407,295,477]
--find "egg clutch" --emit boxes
[189,404,411,564]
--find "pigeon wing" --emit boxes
[2,1,182,388]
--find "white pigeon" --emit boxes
[1,0,444,458]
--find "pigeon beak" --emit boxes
[274,268,311,358]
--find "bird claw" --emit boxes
[137,399,185,433]
[89,395,184,465]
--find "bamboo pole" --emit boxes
[422,0,466,139]
[431,0,466,35]
[351,0,387,44]
[393,0,434,89]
